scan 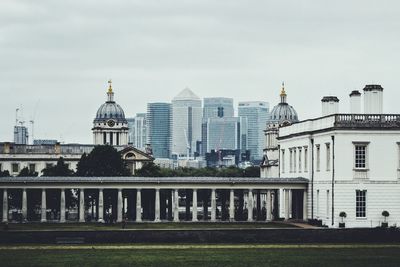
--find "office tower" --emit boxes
[172,88,202,157]
[203,97,234,120]
[14,126,29,145]
[147,103,172,158]
[127,113,147,151]
[238,101,269,162]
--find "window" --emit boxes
[316,190,320,218]
[298,148,302,172]
[293,149,297,172]
[354,143,369,169]
[326,190,330,219]
[304,146,308,172]
[12,163,19,173]
[289,149,293,173]
[356,190,366,218]
[0,163,2,171]
[326,143,331,171]
[316,145,321,172]
[281,149,285,173]
[29,164,36,173]
[103,132,107,144]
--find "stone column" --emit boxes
[173,189,179,222]
[155,188,160,222]
[192,189,198,222]
[79,189,85,222]
[41,188,47,223]
[136,189,142,222]
[211,189,216,222]
[289,189,292,218]
[266,190,272,221]
[60,189,66,223]
[229,189,235,222]
[98,189,104,222]
[285,189,290,221]
[22,188,27,222]
[303,190,308,221]
[247,189,253,222]
[117,189,123,222]
[2,189,8,223]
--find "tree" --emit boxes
[382,210,390,223]
[135,162,162,177]
[0,170,10,177]
[42,157,75,177]
[76,145,130,176]
[18,167,38,177]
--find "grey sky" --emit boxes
[1,0,399,143]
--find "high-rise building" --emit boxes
[147,102,172,158]
[127,113,147,151]
[172,88,202,157]
[205,117,247,153]
[203,97,234,120]
[14,126,28,145]
[238,101,269,162]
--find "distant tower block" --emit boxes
[363,84,383,114]
[349,90,362,114]
[321,96,339,116]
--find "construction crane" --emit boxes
[183,128,190,160]
[30,100,40,144]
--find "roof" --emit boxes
[321,96,339,102]
[0,176,309,185]
[173,88,200,101]
[363,84,383,92]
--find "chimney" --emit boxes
[321,96,339,116]
[363,84,383,114]
[349,90,362,114]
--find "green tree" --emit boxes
[76,145,130,176]
[42,157,75,176]
[18,167,38,177]
[0,170,10,177]
[135,162,162,177]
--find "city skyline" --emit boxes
[1,0,400,143]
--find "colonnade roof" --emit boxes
[0,176,309,185]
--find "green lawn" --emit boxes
[0,221,296,231]
[0,245,399,267]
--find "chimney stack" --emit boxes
[349,90,361,114]
[363,84,383,114]
[321,96,339,116]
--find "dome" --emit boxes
[269,83,299,125]
[93,81,127,124]
[270,103,299,124]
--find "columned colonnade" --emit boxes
[1,177,308,223]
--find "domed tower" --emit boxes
[92,80,129,146]
[261,83,299,178]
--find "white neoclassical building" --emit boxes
[263,84,400,228]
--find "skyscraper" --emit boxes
[238,101,269,162]
[14,126,28,145]
[147,103,172,158]
[127,113,147,151]
[172,88,202,157]
[203,97,234,120]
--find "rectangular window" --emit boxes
[326,143,331,171]
[316,145,320,172]
[298,148,302,172]
[12,163,19,173]
[281,149,285,173]
[304,146,308,172]
[289,149,293,173]
[356,190,367,218]
[354,144,367,169]
[29,164,36,172]
[293,149,297,172]
[316,190,320,218]
[326,190,330,219]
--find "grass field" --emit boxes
[0,244,399,267]
[0,221,297,231]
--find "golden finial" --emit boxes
[108,79,113,93]
[280,82,286,97]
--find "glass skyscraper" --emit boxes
[147,103,172,158]
[238,101,269,162]
[203,97,234,120]
[127,113,147,151]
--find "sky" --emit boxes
[1,0,399,144]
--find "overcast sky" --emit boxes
[1,0,399,144]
